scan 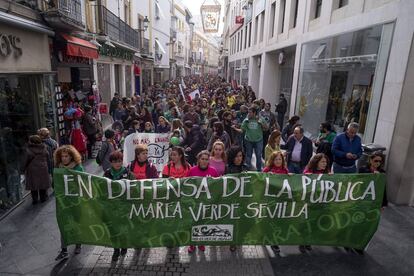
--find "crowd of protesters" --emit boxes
[21,75,387,262]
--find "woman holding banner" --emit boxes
[209,141,227,176]
[186,150,219,253]
[129,144,158,180]
[262,151,290,254]
[54,145,83,260]
[162,146,191,178]
[104,151,135,262]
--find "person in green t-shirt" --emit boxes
[314,122,337,168]
[241,107,267,171]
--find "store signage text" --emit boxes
[99,44,134,60]
[0,33,22,58]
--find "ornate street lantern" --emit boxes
[200,0,221,33]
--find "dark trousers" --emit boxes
[277,112,285,131]
[31,189,47,202]
[87,134,96,158]
[262,130,270,156]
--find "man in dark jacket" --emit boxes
[276,93,288,130]
[82,105,98,158]
[109,93,120,118]
[282,126,313,174]
[331,122,362,173]
[182,120,206,165]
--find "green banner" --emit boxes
[54,169,385,250]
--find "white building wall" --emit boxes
[153,0,171,70]
[225,0,414,204]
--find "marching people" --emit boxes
[303,153,331,174]
[207,121,231,151]
[240,107,267,171]
[358,151,387,207]
[181,120,206,165]
[49,74,388,262]
[332,122,362,173]
[276,93,288,130]
[264,129,281,164]
[225,146,250,174]
[96,129,117,172]
[209,141,227,176]
[282,126,313,174]
[54,145,83,260]
[314,122,336,169]
[282,115,300,143]
[262,150,289,254]
[37,127,58,180]
[186,150,219,254]
[162,146,191,178]
[23,135,52,205]
[103,151,135,262]
[129,144,158,180]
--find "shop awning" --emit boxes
[61,34,99,59]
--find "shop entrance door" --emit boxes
[326,71,348,127]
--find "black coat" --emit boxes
[182,125,205,156]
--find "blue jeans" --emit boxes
[333,162,357,173]
[245,139,263,171]
[288,162,304,174]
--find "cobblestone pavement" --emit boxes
[77,245,274,276]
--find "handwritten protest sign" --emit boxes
[122,132,170,172]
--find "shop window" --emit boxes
[295,24,386,138]
[292,0,299,28]
[314,0,323,19]
[338,0,348,8]
[269,2,276,38]
[278,0,286,34]
[0,75,43,215]
[259,11,265,43]
[248,22,252,47]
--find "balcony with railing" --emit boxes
[95,4,139,50]
[41,0,84,30]
[141,38,150,56]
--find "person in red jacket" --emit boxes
[303,153,331,174]
[129,144,158,179]
[262,151,289,175]
[262,150,288,254]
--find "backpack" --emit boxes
[96,141,109,165]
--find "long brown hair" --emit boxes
[266,151,286,169]
[267,130,281,149]
[305,153,330,173]
[54,145,82,167]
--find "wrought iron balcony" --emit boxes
[95,4,139,50]
[41,0,84,30]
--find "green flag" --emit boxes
[54,168,385,250]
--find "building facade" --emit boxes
[0,0,55,216]
[223,0,414,205]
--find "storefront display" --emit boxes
[295,24,391,138]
